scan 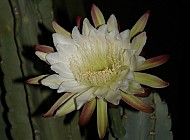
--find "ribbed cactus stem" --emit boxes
[108,105,126,139]
[107,92,173,140]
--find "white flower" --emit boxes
[27,4,169,139]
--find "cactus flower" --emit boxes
[27,4,169,139]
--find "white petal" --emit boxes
[55,43,75,55]
[107,14,118,33]
[130,56,137,71]
[127,71,134,80]
[61,80,80,88]
[72,26,85,44]
[89,28,98,39]
[57,85,66,93]
[82,18,94,36]
[66,85,89,93]
[98,24,108,35]
[55,93,80,117]
[53,33,73,46]
[76,87,97,109]
[57,80,79,93]
[130,55,145,71]
[35,51,48,62]
[105,90,121,105]
[41,74,64,89]
[131,32,147,55]
[120,29,130,40]
[125,80,144,94]
[93,87,109,98]
[46,52,61,65]
[136,56,146,67]
[51,63,74,79]
[120,29,131,49]
[119,79,129,90]
[59,80,89,93]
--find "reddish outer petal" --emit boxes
[134,88,151,98]
[42,93,73,118]
[76,16,83,29]
[52,21,71,38]
[34,45,54,53]
[137,54,170,71]
[121,92,154,113]
[134,72,169,88]
[91,4,105,28]
[78,98,96,126]
[129,10,150,39]
[26,75,48,84]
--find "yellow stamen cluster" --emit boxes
[70,41,127,86]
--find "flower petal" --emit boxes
[64,84,89,93]
[72,26,86,43]
[125,80,144,94]
[134,88,151,97]
[129,10,150,39]
[137,54,170,71]
[97,98,108,139]
[78,98,96,126]
[50,63,74,79]
[121,91,154,113]
[34,45,54,53]
[35,51,48,62]
[52,33,73,46]
[91,4,105,28]
[105,90,121,105]
[107,14,118,33]
[26,75,48,84]
[46,43,75,65]
[120,29,131,49]
[46,52,61,65]
[52,21,71,38]
[42,93,73,117]
[41,74,64,89]
[54,93,80,117]
[82,18,94,36]
[76,87,97,109]
[134,72,169,88]
[76,16,83,29]
[93,87,109,98]
[131,32,147,55]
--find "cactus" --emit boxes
[0,1,173,140]
[108,92,173,140]
[0,0,85,140]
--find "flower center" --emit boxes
[70,39,128,86]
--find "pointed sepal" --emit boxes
[52,21,71,38]
[129,10,150,39]
[121,91,154,113]
[78,98,96,126]
[97,98,108,139]
[137,54,170,71]
[91,4,105,28]
[134,72,169,88]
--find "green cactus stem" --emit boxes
[108,92,173,140]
